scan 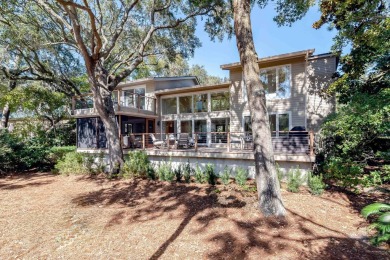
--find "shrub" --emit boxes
[194,164,206,183]
[157,161,175,182]
[308,173,326,195]
[54,151,89,175]
[276,163,284,187]
[235,167,248,187]
[220,166,231,185]
[361,202,390,246]
[204,163,217,185]
[147,165,156,180]
[287,167,303,193]
[323,157,362,188]
[48,146,76,164]
[121,151,150,178]
[183,160,192,183]
[174,165,183,182]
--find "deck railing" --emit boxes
[71,91,157,115]
[118,131,314,155]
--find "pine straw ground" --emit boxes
[0,172,388,260]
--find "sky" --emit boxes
[188,4,337,78]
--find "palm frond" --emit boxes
[361,203,390,219]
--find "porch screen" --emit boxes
[162,97,177,115]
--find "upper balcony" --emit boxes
[71,90,157,117]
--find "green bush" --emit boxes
[194,164,206,183]
[0,130,51,172]
[276,163,284,186]
[323,157,362,188]
[235,167,248,187]
[361,202,390,246]
[308,173,326,195]
[121,151,150,178]
[48,146,76,164]
[157,161,175,182]
[220,166,231,185]
[147,165,156,180]
[183,160,192,183]
[54,151,89,175]
[287,167,303,193]
[204,163,217,185]
[174,165,183,182]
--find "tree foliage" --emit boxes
[314,0,390,187]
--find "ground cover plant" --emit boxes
[287,167,303,193]
[361,202,390,246]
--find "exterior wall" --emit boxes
[306,57,337,132]
[229,62,308,132]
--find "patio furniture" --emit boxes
[150,134,165,149]
[177,133,189,148]
[123,136,130,148]
[130,134,142,148]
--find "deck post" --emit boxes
[227,132,231,152]
[142,133,145,150]
[194,134,198,152]
[309,131,314,156]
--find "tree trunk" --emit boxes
[88,65,124,176]
[1,80,17,129]
[1,102,11,129]
[233,0,286,216]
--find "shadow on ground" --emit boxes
[71,179,389,259]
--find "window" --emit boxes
[193,94,208,112]
[244,116,252,133]
[180,121,192,136]
[162,97,177,115]
[194,120,207,144]
[211,118,230,143]
[211,92,230,111]
[179,96,192,113]
[122,87,145,108]
[244,113,290,137]
[260,65,291,98]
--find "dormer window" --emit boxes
[260,65,291,99]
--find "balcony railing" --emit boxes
[71,91,157,116]
[117,131,314,156]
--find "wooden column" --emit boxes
[194,134,198,152]
[142,133,145,150]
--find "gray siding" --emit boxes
[229,62,308,132]
[306,57,336,132]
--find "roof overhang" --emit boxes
[220,49,315,70]
[154,82,231,96]
[117,76,199,89]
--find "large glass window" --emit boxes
[260,65,291,98]
[122,88,145,108]
[179,96,192,113]
[162,97,177,115]
[211,92,230,111]
[193,94,208,113]
[194,120,207,144]
[180,121,192,135]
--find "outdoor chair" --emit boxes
[177,133,189,149]
[130,134,142,148]
[150,134,165,149]
[123,136,130,148]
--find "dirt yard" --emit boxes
[0,172,388,259]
